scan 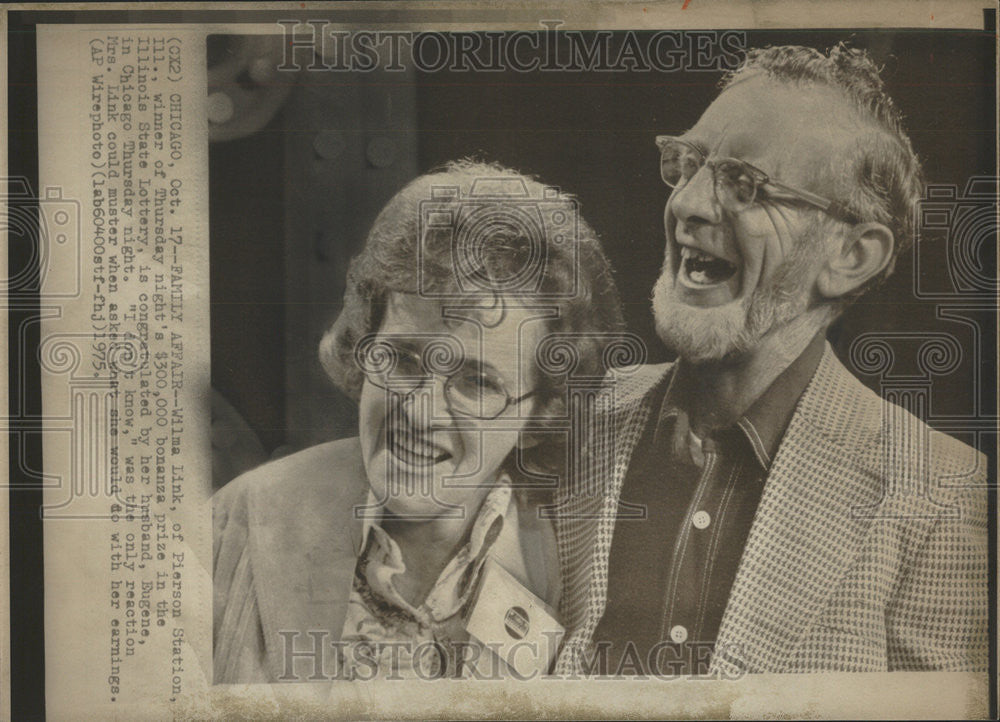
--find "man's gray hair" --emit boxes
[723,43,925,296]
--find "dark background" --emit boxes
[209,29,997,466]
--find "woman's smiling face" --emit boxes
[359,293,544,521]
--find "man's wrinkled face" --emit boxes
[653,76,856,362]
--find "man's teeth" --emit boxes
[680,246,738,285]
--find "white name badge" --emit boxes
[464,557,565,678]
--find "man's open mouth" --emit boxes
[387,428,451,467]
[679,246,739,286]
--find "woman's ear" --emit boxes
[816,222,894,299]
[516,393,562,450]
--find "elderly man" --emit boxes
[553,44,988,676]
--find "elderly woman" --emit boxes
[213,160,623,682]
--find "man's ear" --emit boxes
[816,222,894,299]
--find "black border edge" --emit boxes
[8,9,46,721]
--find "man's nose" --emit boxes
[668,164,723,227]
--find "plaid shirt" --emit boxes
[552,343,989,675]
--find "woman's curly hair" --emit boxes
[319,159,626,487]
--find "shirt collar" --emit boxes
[357,473,513,558]
[357,489,382,556]
[358,475,513,623]
[737,330,827,469]
[654,331,827,471]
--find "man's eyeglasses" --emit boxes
[656,135,859,224]
[360,341,537,420]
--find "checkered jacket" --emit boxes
[552,343,989,674]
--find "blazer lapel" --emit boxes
[553,364,671,671]
[246,439,369,680]
[713,346,882,674]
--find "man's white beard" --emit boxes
[651,246,820,363]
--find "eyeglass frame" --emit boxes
[655,135,860,225]
[360,340,539,420]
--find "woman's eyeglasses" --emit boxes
[360,340,537,420]
[656,135,859,224]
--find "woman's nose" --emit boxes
[405,374,452,420]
